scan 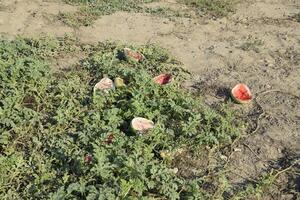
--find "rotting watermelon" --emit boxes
[130,117,154,134]
[104,133,114,145]
[84,154,93,164]
[231,83,253,104]
[153,73,172,85]
[114,77,126,88]
[94,77,115,94]
[123,48,144,62]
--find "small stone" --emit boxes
[220,155,228,161]
[277,148,282,153]
[170,168,179,174]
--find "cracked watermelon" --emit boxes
[94,77,115,94]
[130,117,154,134]
[153,73,172,85]
[124,48,144,62]
[231,83,253,104]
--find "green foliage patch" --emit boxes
[59,0,236,27]
[0,36,244,199]
[60,0,160,27]
[238,38,264,53]
[179,0,235,17]
[292,12,300,23]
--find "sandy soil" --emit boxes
[0,0,299,198]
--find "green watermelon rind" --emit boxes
[114,77,126,88]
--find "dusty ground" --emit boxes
[0,0,299,198]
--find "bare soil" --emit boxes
[1,0,299,199]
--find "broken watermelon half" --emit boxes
[153,73,172,85]
[123,48,144,62]
[94,77,115,94]
[231,83,253,104]
[130,117,155,134]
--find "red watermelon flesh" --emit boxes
[154,74,172,85]
[232,84,252,103]
[124,48,144,62]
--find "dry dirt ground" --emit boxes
[0,0,299,199]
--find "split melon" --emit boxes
[104,133,114,145]
[114,77,126,88]
[94,77,115,93]
[231,83,253,104]
[123,48,144,62]
[130,117,154,134]
[84,154,92,164]
[153,73,172,85]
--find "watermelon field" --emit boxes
[0,0,299,199]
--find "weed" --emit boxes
[291,12,300,23]
[178,0,236,17]
[231,172,277,200]
[0,5,6,12]
[144,6,190,18]
[238,38,264,53]
[230,158,300,200]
